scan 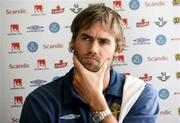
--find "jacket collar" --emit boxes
[104,69,125,98]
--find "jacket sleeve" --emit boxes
[123,84,160,123]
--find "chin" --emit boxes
[88,68,99,72]
[84,65,100,72]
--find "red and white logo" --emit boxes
[10,24,19,33]
[13,78,22,88]
[117,55,125,62]
[113,54,127,66]
[122,18,128,26]
[37,59,46,68]
[54,60,67,68]
[34,5,43,13]
[34,59,49,70]
[14,96,23,105]
[8,24,22,35]
[32,5,46,16]
[51,6,64,14]
[139,73,152,82]
[11,42,20,51]
[113,0,123,10]
[121,18,131,29]
[9,42,23,53]
[136,19,150,27]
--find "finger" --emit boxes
[98,58,110,75]
[72,80,81,94]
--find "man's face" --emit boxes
[73,21,119,72]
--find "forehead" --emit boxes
[78,21,115,38]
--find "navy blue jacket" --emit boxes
[20,68,159,123]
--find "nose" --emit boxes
[89,41,99,55]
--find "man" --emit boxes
[20,4,159,123]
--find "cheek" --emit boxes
[103,46,116,56]
[75,45,86,54]
[74,40,81,51]
[101,50,115,62]
[74,42,87,56]
[74,38,86,49]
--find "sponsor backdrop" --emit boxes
[0,0,180,123]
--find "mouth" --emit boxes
[84,56,98,62]
[83,57,100,72]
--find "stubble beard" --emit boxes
[74,50,101,72]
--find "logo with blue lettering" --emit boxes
[132,54,143,65]
[155,34,166,45]
[49,22,60,33]
[27,25,44,32]
[159,88,169,99]
[129,0,140,10]
[133,37,151,45]
[27,41,38,52]
[30,79,47,86]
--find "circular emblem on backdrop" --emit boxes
[129,0,140,10]
[49,22,60,33]
[27,41,38,52]
[159,88,169,99]
[155,34,167,45]
[52,76,60,81]
[132,54,143,65]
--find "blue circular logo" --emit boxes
[159,88,169,99]
[52,76,60,81]
[132,54,143,65]
[27,41,38,52]
[129,0,140,10]
[155,34,166,45]
[49,22,60,33]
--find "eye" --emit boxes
[83,37,90,41]
[99,39,110,45]
[82,35,92,42]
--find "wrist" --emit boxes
[92,108,112,123]
[89,93,108,112]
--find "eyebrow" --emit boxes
[81,33,92,38]
[80,33,111,42]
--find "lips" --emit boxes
[85,56,98,62]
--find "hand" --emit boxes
[73,54,109,111]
